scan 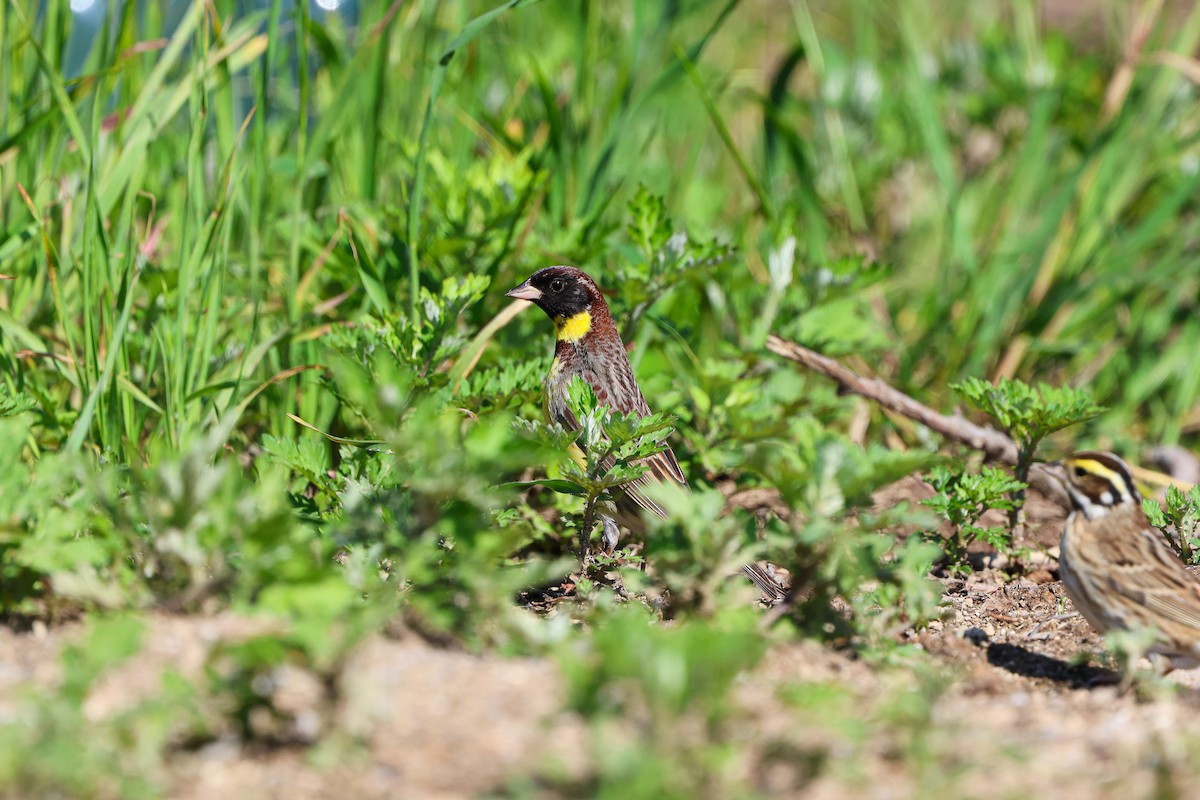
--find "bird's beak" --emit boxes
[506,282,542,302]
[1040,460,1066,483]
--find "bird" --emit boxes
[1050,450,1200,669]
[506,266,784,599]
[506,266,688,552]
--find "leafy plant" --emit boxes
[640,486,762,618]
[313,346,562,650]
[753,427,945,641]
[616,186,735,335]
[952,377,1101,532]
[1142,485,1200,565]
[330,274,492,390]
[923,465,1027,574]
[553,606,766,798]
[515,376,680,564]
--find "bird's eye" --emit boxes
[1073,466,1087,478]
[549,279,565,292]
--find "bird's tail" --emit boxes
[742,562,786,603]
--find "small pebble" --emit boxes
[293,710,322,743]
[1025,569,1054,585]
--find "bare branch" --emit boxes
[764,334,1066,499]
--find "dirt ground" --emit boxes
[6,471,1200,799]
[5,575,1200,799]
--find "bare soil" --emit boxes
[6,474,1200,798]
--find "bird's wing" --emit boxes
[591,347,689,490]
[1096,519,1200,637]
[617,447,688,519]
[554,354,689,520]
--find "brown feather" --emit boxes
[1060,496,1200,666]
[513,267,772,593]
[515,266,688,528]
[548,303,687,521]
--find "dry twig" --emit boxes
[764,334,1065,498]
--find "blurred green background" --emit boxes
[7,0,1200,461]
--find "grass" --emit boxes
[5,0,1200,795]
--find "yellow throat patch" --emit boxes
[554,311,592,343]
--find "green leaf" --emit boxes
[952,377,1103,451]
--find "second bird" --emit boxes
[1052,450,1200,669]
[506,266,688,552]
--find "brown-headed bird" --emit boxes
[1051,450,1200,668]
[506,266,786,601]
[506,266,687,553]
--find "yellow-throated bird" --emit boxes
[507,266,687,552]
[507,266,785,600]
[1051,450,1200,668]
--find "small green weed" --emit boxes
[754,427,944,641]
[953,377,1100,533]
[1142,485,1200,565]
[515,376,680,562]
[923,465,1027,573]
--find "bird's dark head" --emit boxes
[1052,450,1140,520]
[506,266,608,343]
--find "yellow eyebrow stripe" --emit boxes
[1070,458,1134,503]
[555,311,592,343]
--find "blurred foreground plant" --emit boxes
[0,617,200,799]
[552,606,765,798]
[751,423,944,644]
